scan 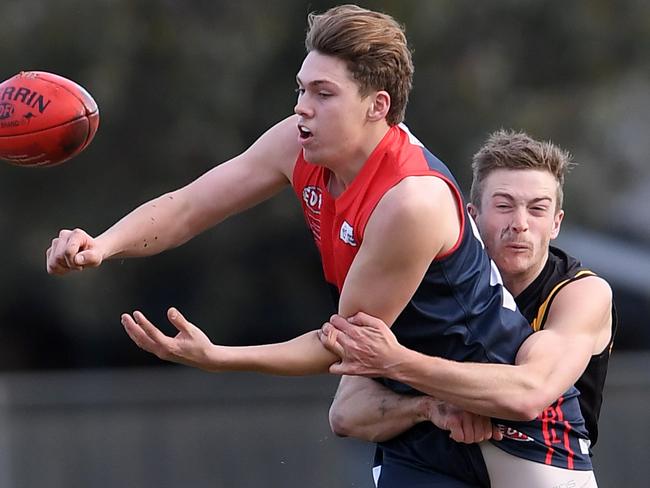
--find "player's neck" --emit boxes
[327,122,391,196]
[503,252,550,298]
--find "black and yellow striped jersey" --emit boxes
[516,246,617,448]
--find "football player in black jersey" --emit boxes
[322,130,615,487]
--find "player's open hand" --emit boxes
[319,312,404,377]
[121,307,216,371]
[46,228,104,275]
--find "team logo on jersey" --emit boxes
[302,186,322,214]
[496,424,534,442]
[339,220,357,247]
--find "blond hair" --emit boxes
[470,129,574,211]
[305,4,413,126]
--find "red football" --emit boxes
[0,71,99,167]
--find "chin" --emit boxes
[495,256,531,277]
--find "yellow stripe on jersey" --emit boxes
[530,270,597,332]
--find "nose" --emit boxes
[510,207,529,232]
[294,93,313,118]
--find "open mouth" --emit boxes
[298,125,313,141]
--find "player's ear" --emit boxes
[550,209,564,239]
[467,203,478,220]
[367,91,390,122]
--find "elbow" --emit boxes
[329,407,389,443]
[490,375,553,421]
[328,405,351,438]
[506,399,544,421]
[502,385,554,421]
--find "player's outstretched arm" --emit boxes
[121,175,460,376]
[122,307,339,375]
[329,376,501,444]
[46,115,300,275]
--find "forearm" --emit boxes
[329,376,429,442]
[390,347,542,420]
[98,189,200,259]
[207,331,339,376]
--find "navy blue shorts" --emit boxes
[375,424,490,488]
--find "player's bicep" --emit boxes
[338,179,454,326]
[513,281,612,402]
[542,276,613,353]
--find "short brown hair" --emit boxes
[470,129,574,212]
[304,4,414,126]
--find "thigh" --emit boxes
[479,442,598,488]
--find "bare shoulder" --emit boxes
[364,175,460,259]
[369,176,460,251]
[242,114,301,180]
[554,275,613,307]
[375,175,457,222]
[545,274,613,346]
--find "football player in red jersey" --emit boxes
[46,6,597,487]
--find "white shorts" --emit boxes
[479,442,598,488]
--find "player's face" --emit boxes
[294,51,375,167]
[471,169,564,287]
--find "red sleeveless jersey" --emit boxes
[292,124,463,291]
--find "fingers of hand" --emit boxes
[319,324,345,358]
[167,307,192,333]
[47,236,70,275]
[329,361,346,376]
[133,311,168,343]
[481,417,493,441]
[62,230,87,268]
[48,229,92,273]
[349,311,377,326]
[329,314,355,333]
[446,416,466,443]
[122,311,173,360]
[449,412,495,444]
[121,313,160,353]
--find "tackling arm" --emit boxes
[323,276,613,420]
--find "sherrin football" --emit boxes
[0,71,99,167]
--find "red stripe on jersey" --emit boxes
[556,395,565,421]
[541,411,553,465]
[540,395,566,465]
[563,421,575,469]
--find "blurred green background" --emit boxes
[0,1,649,486]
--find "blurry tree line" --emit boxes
[0,0,648,370]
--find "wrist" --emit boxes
[413,396,441,423]
[390,346,422,383]
[94,233,117,260]
[204,344,230,373]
